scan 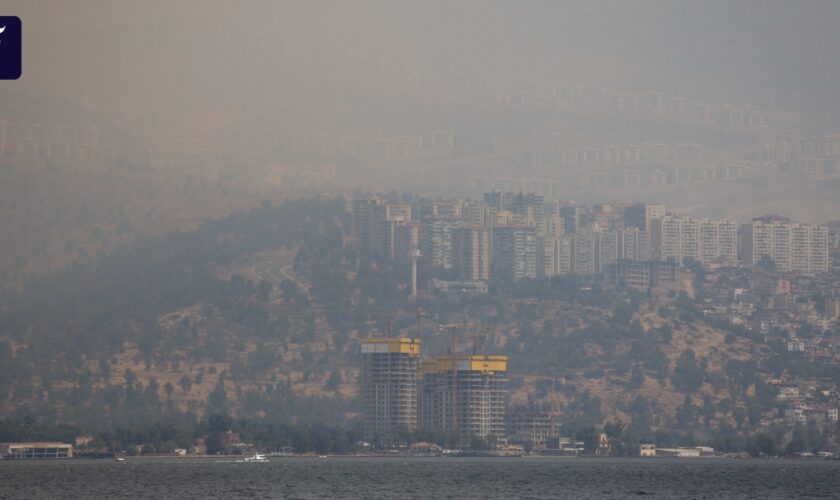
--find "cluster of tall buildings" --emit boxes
[361,338,507,442]
[651,215,738,266]
[740,216,829,273]
[352,194,830,290]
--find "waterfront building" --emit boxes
[360,338,421,438]
[420,355,508,440]
[506,411,560,447]
[0,442,73,459]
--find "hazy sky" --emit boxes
[7,0,840,114]
[2,1,840,286]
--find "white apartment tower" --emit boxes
[651,215,737,266]
[740,219,828,273]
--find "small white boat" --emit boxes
[115,457,126,462]
[244,453,269,463]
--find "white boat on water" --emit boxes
[244,453,269,463]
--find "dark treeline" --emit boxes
[2,412,833,457]
[0,413,361,455]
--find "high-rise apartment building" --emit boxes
[353,199,414,260]
[618,227,650,262]
[542,231,606,277]
[492,226,538,279]
[740,218,829,273]
[373,203,412,259]
[511,193,545,235]
[361,338,421,438]
[453,226,491,281]
[483,191,510,212]
[827,221,840,249]
[623,203,665,232]
[422,217,462,270]
[545,235,573,276]
[395,222,422,262]
[462,202,493,230]
[623,203,665,260]
[597,230,619,272]
[560,229,618,275]
[420,201,463,220]
[420,355,508,440]
[699,218,737,265]
[352,198,381,251]
[651,215,737,266]
[557,204,587,233]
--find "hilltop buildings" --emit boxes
[352,194,830,290]
[739,216,829,273]
[651,215,738,266]
[492,225,538,280]
[453,227,491,281]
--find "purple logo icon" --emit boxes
[0,16,21,79]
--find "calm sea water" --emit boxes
[0,457,838,499]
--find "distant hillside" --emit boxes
[0,198,352,430]
[0,156,291,290]
[0,197,833,446]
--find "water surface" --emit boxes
[0,456,837,499]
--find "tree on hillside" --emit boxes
[676,393,696,428]
[627,366,645,389]
[672,349,704,392]
[207,377,229,415]
[785,424,810,455]
[576,426,600,453]
[757,255,776,273]
[325,370,342,392]
[178,375,192,393]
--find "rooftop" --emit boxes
[422,354,508,374]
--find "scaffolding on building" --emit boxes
[360,338,420,439]
[420,354,508,440]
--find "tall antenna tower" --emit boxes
[408,248,422,297]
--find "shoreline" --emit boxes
[2,454,836,462]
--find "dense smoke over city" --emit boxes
[14,1,840,109]
[1,0,840,478]
[7,1,840,215]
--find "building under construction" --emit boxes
[420,355,508,440]
[360,338,421,439]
